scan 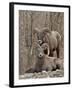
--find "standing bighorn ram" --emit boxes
[33,27,61,58]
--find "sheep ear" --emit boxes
[33,28,39,34]
[42,27,51,34]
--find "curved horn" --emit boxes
[33,27,40,34]
[48,47,50,56]
[31,42,41,55]
[42,27,51,33]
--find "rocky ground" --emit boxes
[19,69,64,79]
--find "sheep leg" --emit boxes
[56,47,60,58]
